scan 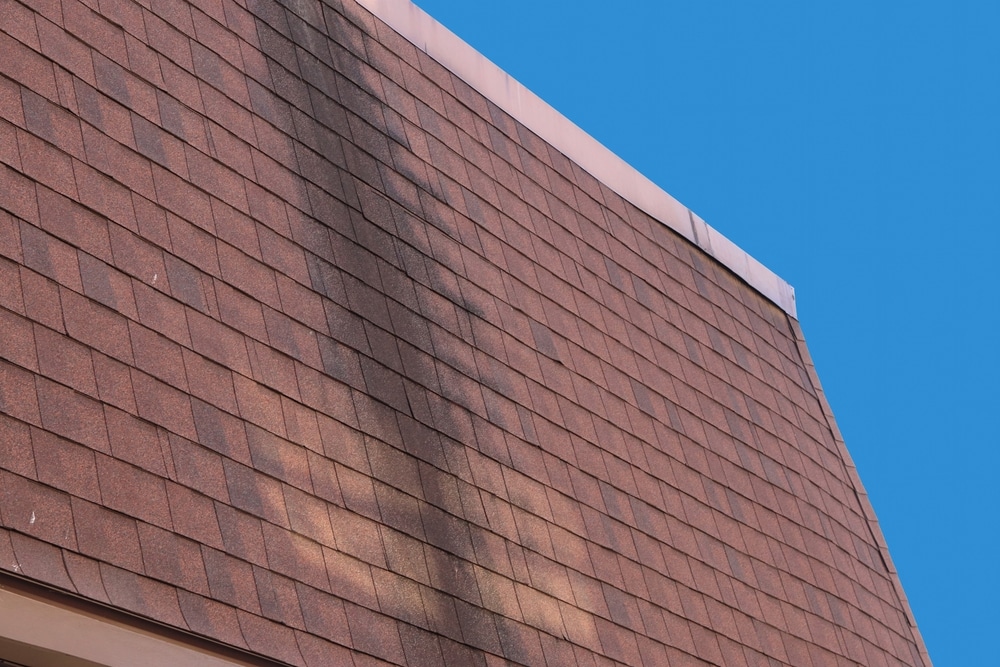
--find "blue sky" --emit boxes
[413,1,999,664]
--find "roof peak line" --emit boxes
[354,0,797,318]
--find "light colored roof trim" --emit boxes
[0,584,258,667]
[354,0,797,318]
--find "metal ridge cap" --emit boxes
[354,0,797,319]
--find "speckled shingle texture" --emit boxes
[0,0,929,665]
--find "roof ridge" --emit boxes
[354,0,797,318]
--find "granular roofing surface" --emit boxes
[0,0,929,665]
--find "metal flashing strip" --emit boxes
[354,0,797,318]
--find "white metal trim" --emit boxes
[354,0,797,317]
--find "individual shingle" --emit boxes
[262,306,323,368]
[151,163,216,231]
[35,377,108,453]
[212,278,267,342]
[282,397,323,453]
[100,563,189,629]
[222,459,289,528]
[1,30,59,100]
[96,454,172,528]
[8,532,75,590]
[0,304,37,371]
[379,524,428,586]
[321,547,377,610]
[232,372,287,437]
[0,471,77,549]
[132,113,188,176]
[282,484,334,547]
[131,369,198,442]
[214,503,269,569]
[71,498,143,572]
[177,589,249,651]
[92,52,160,123]
[138,522,210,595]
[164,481,225,549]
[126,320,189,390]
[249,566,305,631]
[185,308,250,373]
[345,603,407,664]
[124,30,166,87]
[371,566,428,628]
[20,221,82,294]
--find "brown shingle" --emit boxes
[164,480,225,549]
[1,0,40,50]
[71,497,143,572]
[397,623,445,666]
[60,551,109,603]
[281,397,322,452]
[77,253,138,319]
[34,376,107,452]
[0,303,36,369]
[371,566,428,628]
[296,631,357,667]
[495,616,547,666]
[322,547,378,610]
[177,589,249,650]
[453,598,501,655]
[233,372,287,437]
[214,278,269,341]
[0,471,76,549]
[201,545,261,614]
[345,602,406,664]
[167,432,230,502]
[0,4,931,666]
[151,163,216,230]
[97,454,172,528]
[132,369,198,442]
[0,413,34,481]
[138,522,210,595]
[9,532,75,590]
[101,564,189,629]
[238,610,307,666]
[187,142,251,213]
[167,209,222,277]
[222,459,289,528]
[252,566,306,629]
[0,256,24,318]
[182,347,239,413]
[0,30,58,100]
[282,483,334,547]
[21,221,82,293]
[262,306,323,368]
[109,223,168,285]
[379,524,428,585]
[84,125,158,198]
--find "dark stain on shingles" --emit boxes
[92,53,132,108]
[250,2,529,660]
[131,114,168,167]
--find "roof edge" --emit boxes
[789,320,934,667]
[354,0,797,318]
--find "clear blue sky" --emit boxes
[413,2,999,664]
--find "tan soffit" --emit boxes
[0,584,257,667]
[354,0,797,317]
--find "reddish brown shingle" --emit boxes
[0,1,931,665]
